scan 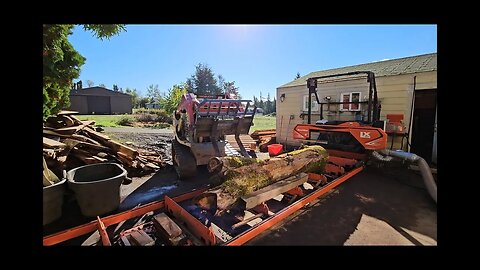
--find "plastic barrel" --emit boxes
[67,163,126,217]
[43,178,66,225]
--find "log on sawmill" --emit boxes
[193,145,328,215]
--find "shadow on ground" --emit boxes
[247,165,437,246]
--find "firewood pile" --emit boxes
[250,129,276,152]
[43,111,165,180]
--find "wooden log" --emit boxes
[241,173,308,209]
[194,145,328,215]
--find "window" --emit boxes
[303,94,319,111]
[340,92,361,111]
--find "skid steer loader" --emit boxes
[172,93,256,179]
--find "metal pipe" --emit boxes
[379,149,437,203]
[407,76,416,152]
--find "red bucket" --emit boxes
[268,144,283,156]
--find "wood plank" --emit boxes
[152,213,186,245]
[43,129,73,138]
[81,120,96,126]
[63,139,112,152]
[153,213,182,238]
[70,134,103,146]
[59,115,75,127]
[241,173,308,209]
[53,125,85,135]
[68,115,84,126]
[82,126,111,142]
[106,140,138,160]
[57,110,79,115]
[43,137,66,148]
[129,230,155,246]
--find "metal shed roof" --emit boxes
[279,52,437,88]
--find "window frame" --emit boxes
[339,92,362,111]
[302,94,319,112]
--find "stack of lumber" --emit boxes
[43,111,165,179]
[250,129,276,152]
[225,134,257,152]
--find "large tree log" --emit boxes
[193,145,328,215]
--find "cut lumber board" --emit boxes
[128,230,155,246]
[63,138,111,152]
[68,115,84,126]
[43,129,73,138]
[106,140,138,160]
[152,213,187,246]
[57,110,79,115]
[70,134,103,146]
[117,152,134,167]
[53,125,86,135]
[59,115,75,127]
[81,120,96,126]
[43,137,66,148]
[241,173,308,209]
[82,126,111,142]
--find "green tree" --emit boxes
[265,93,272,114]
[295,72,301,79]
[43,24,125,119]
[223,81,241,99]
[186,63,222,96]
[272,97,276,113]
[139,97,149,108]
[161,84,188,114]
[99,83,106,88]
[113,84,119,91]
[146,84,162,103]
[125,87,140,108]
[86,80,94,87]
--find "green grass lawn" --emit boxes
[251,115,276,132]
[77,115,127,127]
[77,114,276,131]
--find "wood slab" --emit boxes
[43,137,66,148]
[241,173,308,209]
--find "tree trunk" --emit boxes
[193,145,328,215]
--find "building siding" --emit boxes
[276,71,437,150]
[69,87,132,114]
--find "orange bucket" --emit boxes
[268,144,283,156]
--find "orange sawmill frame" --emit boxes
[44,156,364,246]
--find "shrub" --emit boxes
[116,116,135,126]
[132,109,172,124]
[135,113,157,123]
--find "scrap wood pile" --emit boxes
[250,129,276,152]
[43,111,165,184]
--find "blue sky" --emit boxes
[69,24,437,101]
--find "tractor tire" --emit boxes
[172,140,197,180]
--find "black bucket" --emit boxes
[43,178,66,225]
[67,163,126,217]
